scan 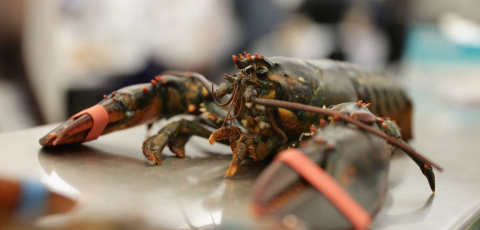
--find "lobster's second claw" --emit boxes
[39,114,93,146]
[39,94,136,147]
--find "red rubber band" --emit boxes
[68,105,109,142]
[275,148,371,230]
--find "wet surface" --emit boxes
[0,64,479,229]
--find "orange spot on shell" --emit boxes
[207,113,216,121]
[357,100,363,106]
[151,79,157,87]
[320,119,327,127]
[103,94,107,99]
[333,115,340,121]
[188,104,196,113]
[155,75,162,82]
[142,86,148,93]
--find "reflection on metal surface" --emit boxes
[37,142,269,229]
[372,193,435,229]
[41,171,80,198]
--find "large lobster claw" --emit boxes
[251,130,381,230]
[40,83,164,146]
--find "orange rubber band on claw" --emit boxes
[275,149,371,230]
[68,105,109,142]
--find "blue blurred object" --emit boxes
[15,180,48,220]
[406,25,480,64]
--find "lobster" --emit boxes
[39,53,442,229]
[40,53,428,177]
[251,101,437,229]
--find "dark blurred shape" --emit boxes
[300,0,349,23]
[299,0,349,61]
[232,0,286,48]
[0,0,45,125]
[377,0,411,63]
[300,0,410,64]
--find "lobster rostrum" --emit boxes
[39,53,436,179]
[251,101,439,229]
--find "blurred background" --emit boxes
[0,0,480,132]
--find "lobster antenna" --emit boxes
[162,70,216,95]
[252,97,443,172]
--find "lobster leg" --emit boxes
[208,125,285,177]
[142,118,217,165]
[40,75,216,147]
[225,134,286,177]
[225,139,249,177]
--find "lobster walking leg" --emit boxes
[226,139,249,177]
[225,133,288,177]
[142,118,216,165]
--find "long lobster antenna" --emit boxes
[162,70,217,94]
[252,97,443,172]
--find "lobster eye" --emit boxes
[256,68,268,78]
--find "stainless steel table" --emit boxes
[0,64,479,229]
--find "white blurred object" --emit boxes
[340,4,388,70]
[58,0,239,83]
[251,15,335,59]
[148,1,239,70]
[439,12,480,48]
[0,81,35,131]
[24,0,65,122]
[24,0,239,123]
